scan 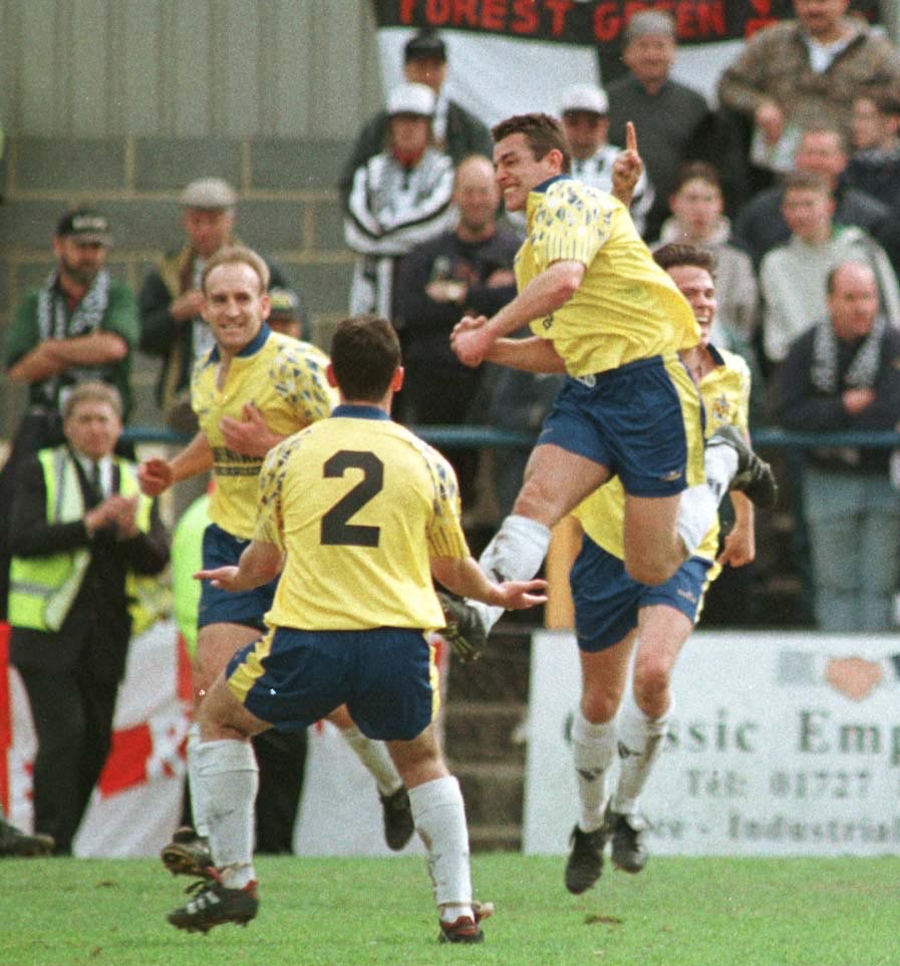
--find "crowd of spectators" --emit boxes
[3,2,900,856]
[1,7,898,623]
[336,8,900,634]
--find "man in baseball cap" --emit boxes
[559,83,655,236]
[3,206,137,432]
[56,208,113,246]
[0,205,139,611]
[339,28,491,204]
[267,287,307,341]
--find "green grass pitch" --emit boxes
[3,853,896,965]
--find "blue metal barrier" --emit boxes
[122,424,900,451]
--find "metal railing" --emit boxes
[122,424,900,452]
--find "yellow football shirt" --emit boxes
[255,407,470,631]
[575,346,752,567]
[191,325,336,539]
[519,177,700,376]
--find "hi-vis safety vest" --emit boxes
[8,447,152,632]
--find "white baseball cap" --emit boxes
[560,84,609,117]
[387,82,435,118]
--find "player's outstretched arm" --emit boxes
[487,336,566,374]
[195,538,284,592]
[451,260,584,368]
[138,431,214,496]
[432,556,547,610]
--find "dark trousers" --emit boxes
[399,363,483,507]
[252,729,308,853]
[16,663,119,854]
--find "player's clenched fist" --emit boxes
[451,315,490,367]
[137,457,173,497]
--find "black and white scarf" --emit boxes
[35,269,111,407]
[810,314,885,395]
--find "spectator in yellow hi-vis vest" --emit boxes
[7,382,169,855]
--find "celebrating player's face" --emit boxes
[493,133,561,212]
[667,264,716,347]
[201,261,270,357]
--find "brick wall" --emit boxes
[0,135,355,438]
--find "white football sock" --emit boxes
[340,726,403,797]
[409,775,472,915]
[704,440,739,501]
[470,514,552,634]
[186,721,209,838]
[611,691,671,816]
[197,738,258,883]
[676,444,739,555]
[572,709,616,833]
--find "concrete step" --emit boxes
[445,621,535,704]
[467,823,522,852]
[443,701,527,762]
[442,623,536,849]
[450,760,525,832]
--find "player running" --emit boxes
[166,315,546,943]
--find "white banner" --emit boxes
[2,622,441,858]
[524,629,900,856]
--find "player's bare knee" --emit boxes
[512,476,562,525]
[580,687,621,724]
[633,661,672,715]
[624,556,677,587]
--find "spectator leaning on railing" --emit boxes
[770,260,900,633]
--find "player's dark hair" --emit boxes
[491,113,572,174]
[653,243,717,278]
[330,315,401,402]
[201,245,270,295]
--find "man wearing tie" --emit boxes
[6,382,169,854]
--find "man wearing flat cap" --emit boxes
[138,177,298,434]
[560,83,655,237]
[605,10,716,241]
[339,28,491,205]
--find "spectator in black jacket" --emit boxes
[771,261,900,632]
[606,10,717,241]
[395,154,519,503]
[845,91,900,208]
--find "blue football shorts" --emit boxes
[225,625,439,741]
[537,354,704,497]
[198,523,279,632]
[571,533,713,652]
